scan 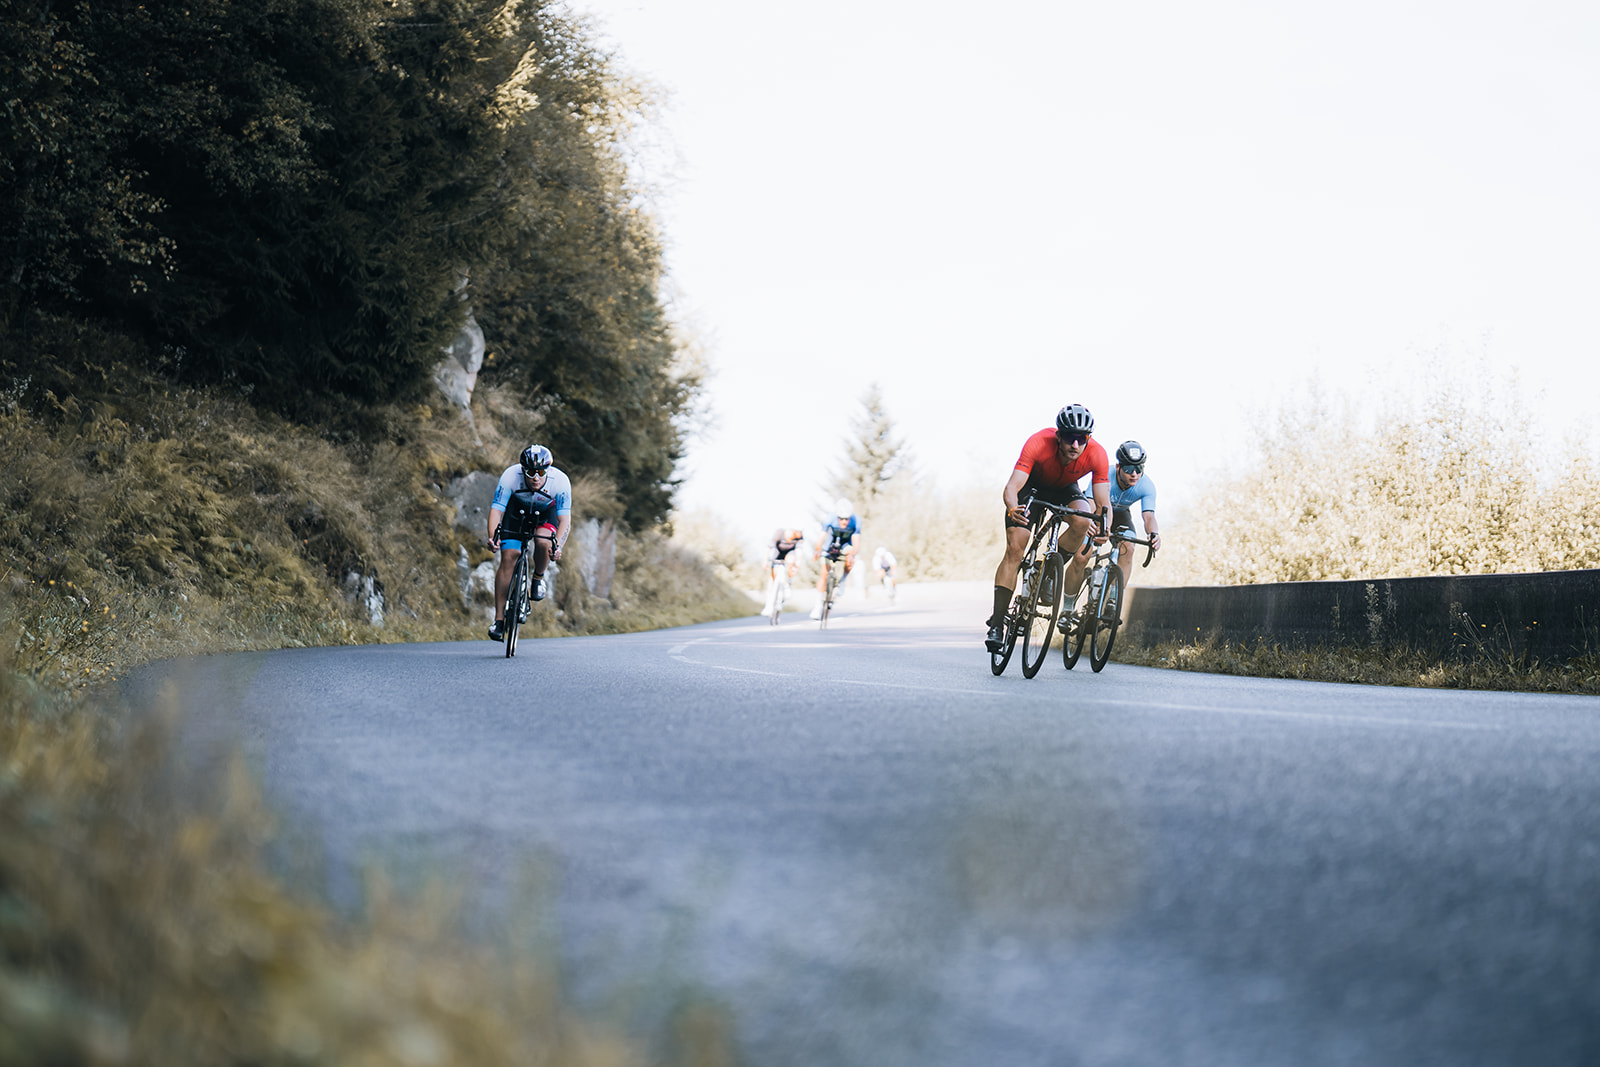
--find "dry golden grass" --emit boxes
[0,649,746,1066]
[1158,372,1600,586]
[1112,630,1600,694]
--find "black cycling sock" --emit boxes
[991,585,1011,626]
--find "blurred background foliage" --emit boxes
[1155,371,1600,585]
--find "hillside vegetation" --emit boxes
[2,1,747,1061]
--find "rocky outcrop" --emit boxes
[433,305,485,443]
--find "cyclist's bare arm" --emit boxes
[487,507,505,550]
[1002,469,1030,524]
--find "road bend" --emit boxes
[122,581,1600,1067]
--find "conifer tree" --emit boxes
[825,384,907,522]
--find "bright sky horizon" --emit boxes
[566,0,1599,554]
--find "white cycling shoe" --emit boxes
[809,603,823,620]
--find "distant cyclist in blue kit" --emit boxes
[485,444,573,641]
[811,497,861,620]
[1107,440,1161,586]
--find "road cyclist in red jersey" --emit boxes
[986,403,1112,652]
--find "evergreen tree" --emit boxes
[825,384,907,522]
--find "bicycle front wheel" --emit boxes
[820,565,836,628]
[504,556,525,658]
[1062,571,1092,670]
[1020,553,1064,678]
[991,559,1031,676]
[1089,566,1125,672]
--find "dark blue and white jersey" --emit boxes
[824,514,860,548]
[492,464,573,516]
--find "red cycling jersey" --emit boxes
[1014,428,1110,489]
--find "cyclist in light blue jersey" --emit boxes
[811,497,861,619]
[486,444,573,641]
[1107,440,1160,586]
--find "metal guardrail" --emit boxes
[1124,569,1600,666]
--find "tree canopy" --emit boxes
[1,0,691,527]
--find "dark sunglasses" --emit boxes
[1059,433,1088,446]
[1120,463,1144,475]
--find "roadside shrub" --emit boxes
[1160,370,1600,585]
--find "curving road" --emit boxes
[124,581,1600,1066]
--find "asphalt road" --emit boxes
[123,581,1600,1066]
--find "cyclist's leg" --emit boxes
[1117,540,1136,587]
[762,562,781,614]
[992,510,1031,625]
[1059,502,1097,595]
[528,524,558,599]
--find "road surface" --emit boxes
[123,581,1600,1066]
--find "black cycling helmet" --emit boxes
[520,444,553,478]
[1116,440,1147,470]
[1055,404,1094,436]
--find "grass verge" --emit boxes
[1113,629,1600,695]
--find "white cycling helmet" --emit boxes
[835,497,854,518]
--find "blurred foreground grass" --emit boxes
[0,649,741,1067]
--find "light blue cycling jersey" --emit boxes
[492,464,573,549]
[1109,473,1157,517]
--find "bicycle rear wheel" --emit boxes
[1088,567,1125,672]
[1019,553,1064,678]
[504,556,525,658]
[1062,571,1092,670]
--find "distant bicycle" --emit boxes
[491,493,551,658]
[818,554,845,629]
[990,497,1079,678]
[768,562,792,626]
[1061,525,1156,673]
[879,566,896,602]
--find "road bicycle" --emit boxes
[492,500,549,658]
[818,553,847,628]
[879,566,896,602]
[991,498,1081,678]
[1061,525,1156,673]
[767,562,792,625]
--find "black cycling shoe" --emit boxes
[487,620,505,641]
[985,622,1005,652]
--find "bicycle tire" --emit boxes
[771,572,786,625]
[820,563,836,629]
[990,558,1031,675]
[504,555,525,658]
[1089,566,1125,672]
[1062,570,1092,670]
[1019,553,1064,678]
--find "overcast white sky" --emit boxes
[566,0,1599,550]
